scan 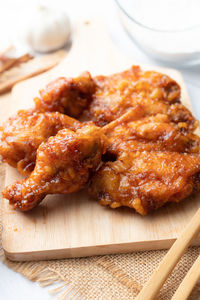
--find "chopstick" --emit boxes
[171,252,200,300]
[135,207,200,300]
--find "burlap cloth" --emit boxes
[0,165,200,299]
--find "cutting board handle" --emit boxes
[55,18,133,76]
[69,19,114,53]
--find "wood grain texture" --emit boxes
[2,20,200,261]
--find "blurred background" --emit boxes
[1,1,200,82]
[1,0,200,77]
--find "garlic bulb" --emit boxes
[24,6,71,53]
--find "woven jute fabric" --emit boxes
[0,164,200,300]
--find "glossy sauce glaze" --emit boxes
[1,66,200,214]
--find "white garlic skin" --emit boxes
[25,6,71,53]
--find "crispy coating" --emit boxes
[90,151,200,215]
[30,66,197,131]
[0,110,81,175]
[34,71,96,117]
[89,114,200,215]
[86,66,197,130]
[3,124,108,211]
[105,112,200,155]
[1,66,200,215]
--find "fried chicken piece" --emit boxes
[30,66,197,131]
[3,124,107,211]
[89,113,200,215]
[89,151,200,215]
[2,64,199,215]
[34,71,96,117]
[105,112,200,155]
[86,66,197,130]
[0,110,81,175]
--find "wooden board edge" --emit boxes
[3,237,200,262]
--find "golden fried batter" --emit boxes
[89,113,200,215]
[1,66,200,215]
[105,111,200,155]
[86,66,197,130]
[0,110,81,175]
[34,71,96,117]
[30,66,197,131]
[90,151,200,215]
[3,124,107,211]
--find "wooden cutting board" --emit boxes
[2,20,200,261]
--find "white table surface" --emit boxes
[0,0,200,299]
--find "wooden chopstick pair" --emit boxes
[136,207,200,300]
